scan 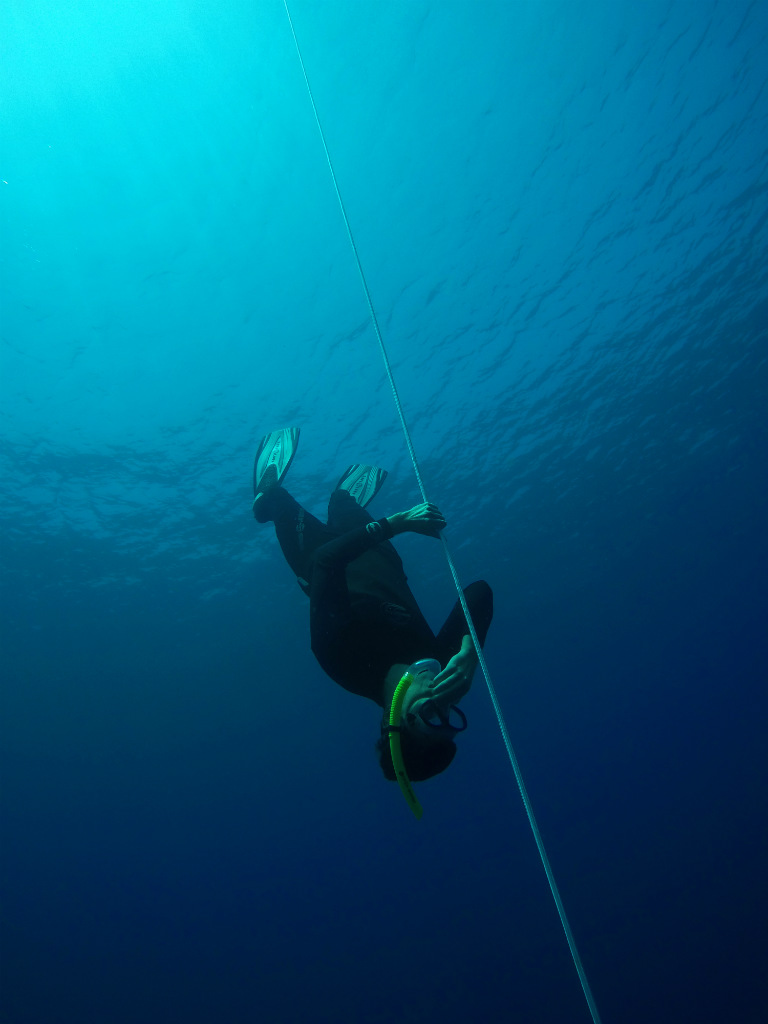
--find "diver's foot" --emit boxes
[334,464,388,508]
[252,427,300,521]
[252,465,278,520]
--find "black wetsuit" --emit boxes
[260,486,493,707]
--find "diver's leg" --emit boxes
[256,486,333,593]
[307,525,362,686]
[327,488,375,532]
[434,581,494,664]
[308,550,352,668]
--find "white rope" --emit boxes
[281,5,602,1022]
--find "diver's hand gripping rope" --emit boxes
[282,5,602,1022]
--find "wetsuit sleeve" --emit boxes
[312,519,395,570]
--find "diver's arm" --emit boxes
[313,503,446,571]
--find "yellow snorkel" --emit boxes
[387,658,468,818]
[388,669,424,820]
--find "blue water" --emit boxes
[2,1,767,1021]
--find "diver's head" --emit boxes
[379,657,465,784]
[376,728,457,782]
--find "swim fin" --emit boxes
[335,464,388,508]
[252,427,300,512]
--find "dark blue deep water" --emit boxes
[2,2,767,1022]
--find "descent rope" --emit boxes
[282,5,602,1021]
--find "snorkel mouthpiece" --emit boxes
[387,659,442,820]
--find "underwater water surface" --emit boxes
[2,1,767,1022]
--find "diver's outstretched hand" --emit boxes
[401,636,478,725]
[388,502,446,537]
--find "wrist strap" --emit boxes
[366,518,394,541]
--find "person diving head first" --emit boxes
[251,426,493,814]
